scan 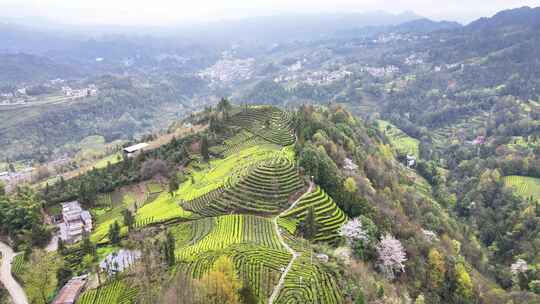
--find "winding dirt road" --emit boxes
[0,241,28,304]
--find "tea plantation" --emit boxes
[172,106,344,303]
[79,106,344,303]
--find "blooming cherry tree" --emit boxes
[421,229,438,242]
[511,259,528,275]
[376,234,407,279]
[339,217,368,245]
[510,258,528,290]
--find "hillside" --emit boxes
[0,104,520,304]
[0,53,81,85]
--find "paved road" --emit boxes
[268,182,313,304]
[0,241,28,304]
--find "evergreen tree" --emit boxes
[168,173,179,197]
[355,290,365,304]
[56,264,73,288]
[108,221,121,244]
[238,278,258,304]
[122,209,135,231]
[299,206,318,240]
[57,237,65,254]
[59,176,66,189]
[217,97,232,119]
[201,135,210,161]
[163,231,176,267]
[81,234,96,256]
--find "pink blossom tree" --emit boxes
[376,234,407,280]
[339,217,368,245]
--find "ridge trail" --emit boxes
[268,181,313,304]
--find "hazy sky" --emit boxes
[1,0,539,26]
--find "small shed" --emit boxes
[123,143,149,157]
[406,154,416,168]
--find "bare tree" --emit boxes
[161,270,202,304]
[129,231,166,304]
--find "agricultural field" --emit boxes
[506,136,540,151]
[94,152,123,169]
[176,144,285,202]
[78,280,137,304]
[91,186,146,242]
[146,182,163,194]
[279,186,347,242]
[82,106,343,303]
[172,106,343,303]
[504,175,540,202]
[11,253,25,277]
[182,156,303,216]
[92,184,192,242]
[135,192,192,225]
[377,120,420,157]
[429,113,489,150]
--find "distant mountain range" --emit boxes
[1,6,539,86]
[0,10,424,54]
[183,11,424,42]
[466,6,540,31]
[392,18,462,33]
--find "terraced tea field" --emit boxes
[182,156,303,216]
[172,106,344,303]
[430,113,489,150]
[229,106,296,146]
[85,106,344,303]
[279,186,347,243]
[78,280,137,304]
[377,120,419,157]
[177,144,283,202]
[504,175,540,202]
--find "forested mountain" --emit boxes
[0,53,81,85]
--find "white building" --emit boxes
[59,201,92,244]
[406,155,416,168]
[123,143,149,157]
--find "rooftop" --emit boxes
[123,143,149,153]
[52,274,88,304]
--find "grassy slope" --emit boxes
[135,192,191,223]
[504,175,540,202]
[377,120,420,157]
